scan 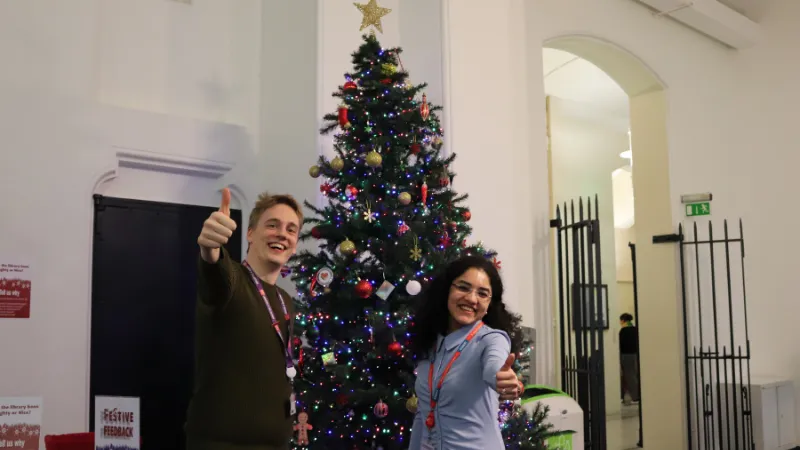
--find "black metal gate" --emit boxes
[629,243,643,448]
[654,219,753,450]
[551,196,607,450]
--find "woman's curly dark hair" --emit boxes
[409,255,523,359]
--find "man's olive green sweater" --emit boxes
[185,247,294,450]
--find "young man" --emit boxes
[185,189,302,450]
[184,189,522,449]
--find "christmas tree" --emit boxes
[287,34,536,450]
[500,402,554,450]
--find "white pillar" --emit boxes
[442,0,545,378]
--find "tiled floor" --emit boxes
[607,403,642,450]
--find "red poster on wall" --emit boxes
[0,263,32,319]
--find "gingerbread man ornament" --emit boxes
[293,411,313,446]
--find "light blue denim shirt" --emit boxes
[409,321,511,450]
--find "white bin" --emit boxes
[520,385,583,450]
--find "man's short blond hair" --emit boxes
[248,192,303,230]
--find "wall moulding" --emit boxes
[113,147,235,179]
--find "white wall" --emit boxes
[0,0,318,438]
[443,0,800,445]
[550,96,630,415]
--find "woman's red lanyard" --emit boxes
[242,260,295,381]
[425,321,484,430]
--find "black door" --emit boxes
[550,196,607,450]
[89,195,242,450]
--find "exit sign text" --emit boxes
[686,202,711,217]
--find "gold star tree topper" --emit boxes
[354,0,392,34]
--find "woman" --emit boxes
[408,255,523,450]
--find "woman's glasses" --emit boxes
[451,282,492,301]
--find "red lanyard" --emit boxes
[425,321,484,430]
[242,261,293,371]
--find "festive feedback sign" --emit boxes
[0,263,32,319]
[0,397,42,450]
[94,397,140,450]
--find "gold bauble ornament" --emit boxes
[309,165,321,178]
[406,395,418,413]
[381,63,397,76]
[365,151,382,168]
[330,157,345,172]
[339,239,356,255]
[398,192,412,205]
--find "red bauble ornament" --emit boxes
[343,80,358,90]
[449,221,458,231]
[338,104,351,129]
[439,176,450,187]
[355,280,373,298]
[311,227,322,239]
[410,143,421,155]
[374,400,389,418]
[345,185,359,200]
[462,210,472,221]
[388,341,402,354]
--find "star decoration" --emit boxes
[363,207,376,223]
[409,246,422,261]
[354,0,392,34]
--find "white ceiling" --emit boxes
[542,48,629,131]
[717,0,773,21]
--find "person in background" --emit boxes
[186,188,302,450]
[408,255,524,450]
[619,312,640,405]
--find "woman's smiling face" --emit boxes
[447,267,492,331]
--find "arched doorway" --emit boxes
[544,35,685,449]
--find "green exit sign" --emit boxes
[686,202,711,217]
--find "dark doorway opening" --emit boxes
[89,195,242,450]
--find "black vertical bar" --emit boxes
[575,199,589,448]
[565,202,574,397]
[740,220,755,449]
[705,381,714,450]
[693,347,701,450]
[555,206,567,393]
[738,346,751,450]
[692,223,711,449]
[581,199,600,450]
[722,345,731,448]
[593,195,606,449]
[707,222,725,448]
[679,224,694,450]
[737,346,746,448]
[723,220,740,449]
[629,243,644,448]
